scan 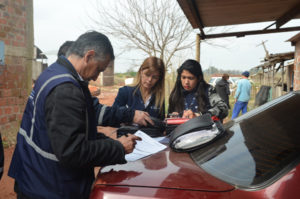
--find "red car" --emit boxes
[90,91,300,199]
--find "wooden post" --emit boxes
[272,64,276,98]
[281,62,284,92]
[262,67,266,85]
[287,65,291,92]
[196,34,200,62]
[267,67,270,86]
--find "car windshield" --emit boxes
[191,91,300,189]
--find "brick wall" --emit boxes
[0,0,33,146]
[294,41,300,91]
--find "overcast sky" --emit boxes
[33,0,300,73]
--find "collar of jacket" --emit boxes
[134,85,156,102]
[56,56,89,87]
[182,87,197,96]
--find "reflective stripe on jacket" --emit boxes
[8,62,95,199]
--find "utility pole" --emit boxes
[257,40,270,60]
[196,34,201,62]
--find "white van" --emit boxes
[209,77,238,92]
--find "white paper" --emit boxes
[125,130,167,162]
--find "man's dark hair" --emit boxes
[57,41,74,57]
[66,31,115,61]
[222,73,229,80]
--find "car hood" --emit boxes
[93,147,234,192]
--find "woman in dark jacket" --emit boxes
[168,59,228,119]
[113,57,165,119]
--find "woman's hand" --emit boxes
[133,110,154,126]
[182,109,196,119]
[169,112,179,118]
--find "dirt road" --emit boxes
[0,146,16,198]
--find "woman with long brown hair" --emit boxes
[113,56,165,119]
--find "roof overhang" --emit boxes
[177,0,300,40]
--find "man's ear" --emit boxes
[83,50,95,63]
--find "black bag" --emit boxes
[165,118,189,135]
[117,117,166,138]
[166,125,177,135]
[169,114,224,152]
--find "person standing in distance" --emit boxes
[215,74,231,123]
[231,71,252,119]
[8,31,147,199]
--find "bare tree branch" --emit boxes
[87,0,229,70]
[87,0,196,69]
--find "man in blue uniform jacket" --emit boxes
[8,31,152,199]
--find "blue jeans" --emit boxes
[231,101,248,119]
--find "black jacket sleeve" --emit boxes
[45,83,126,168]
[112,86,128,107]
[93,97,135,127]
[207,86,228,119]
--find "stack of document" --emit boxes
[125,130,167,162]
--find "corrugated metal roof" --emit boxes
[177,0,300,39]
